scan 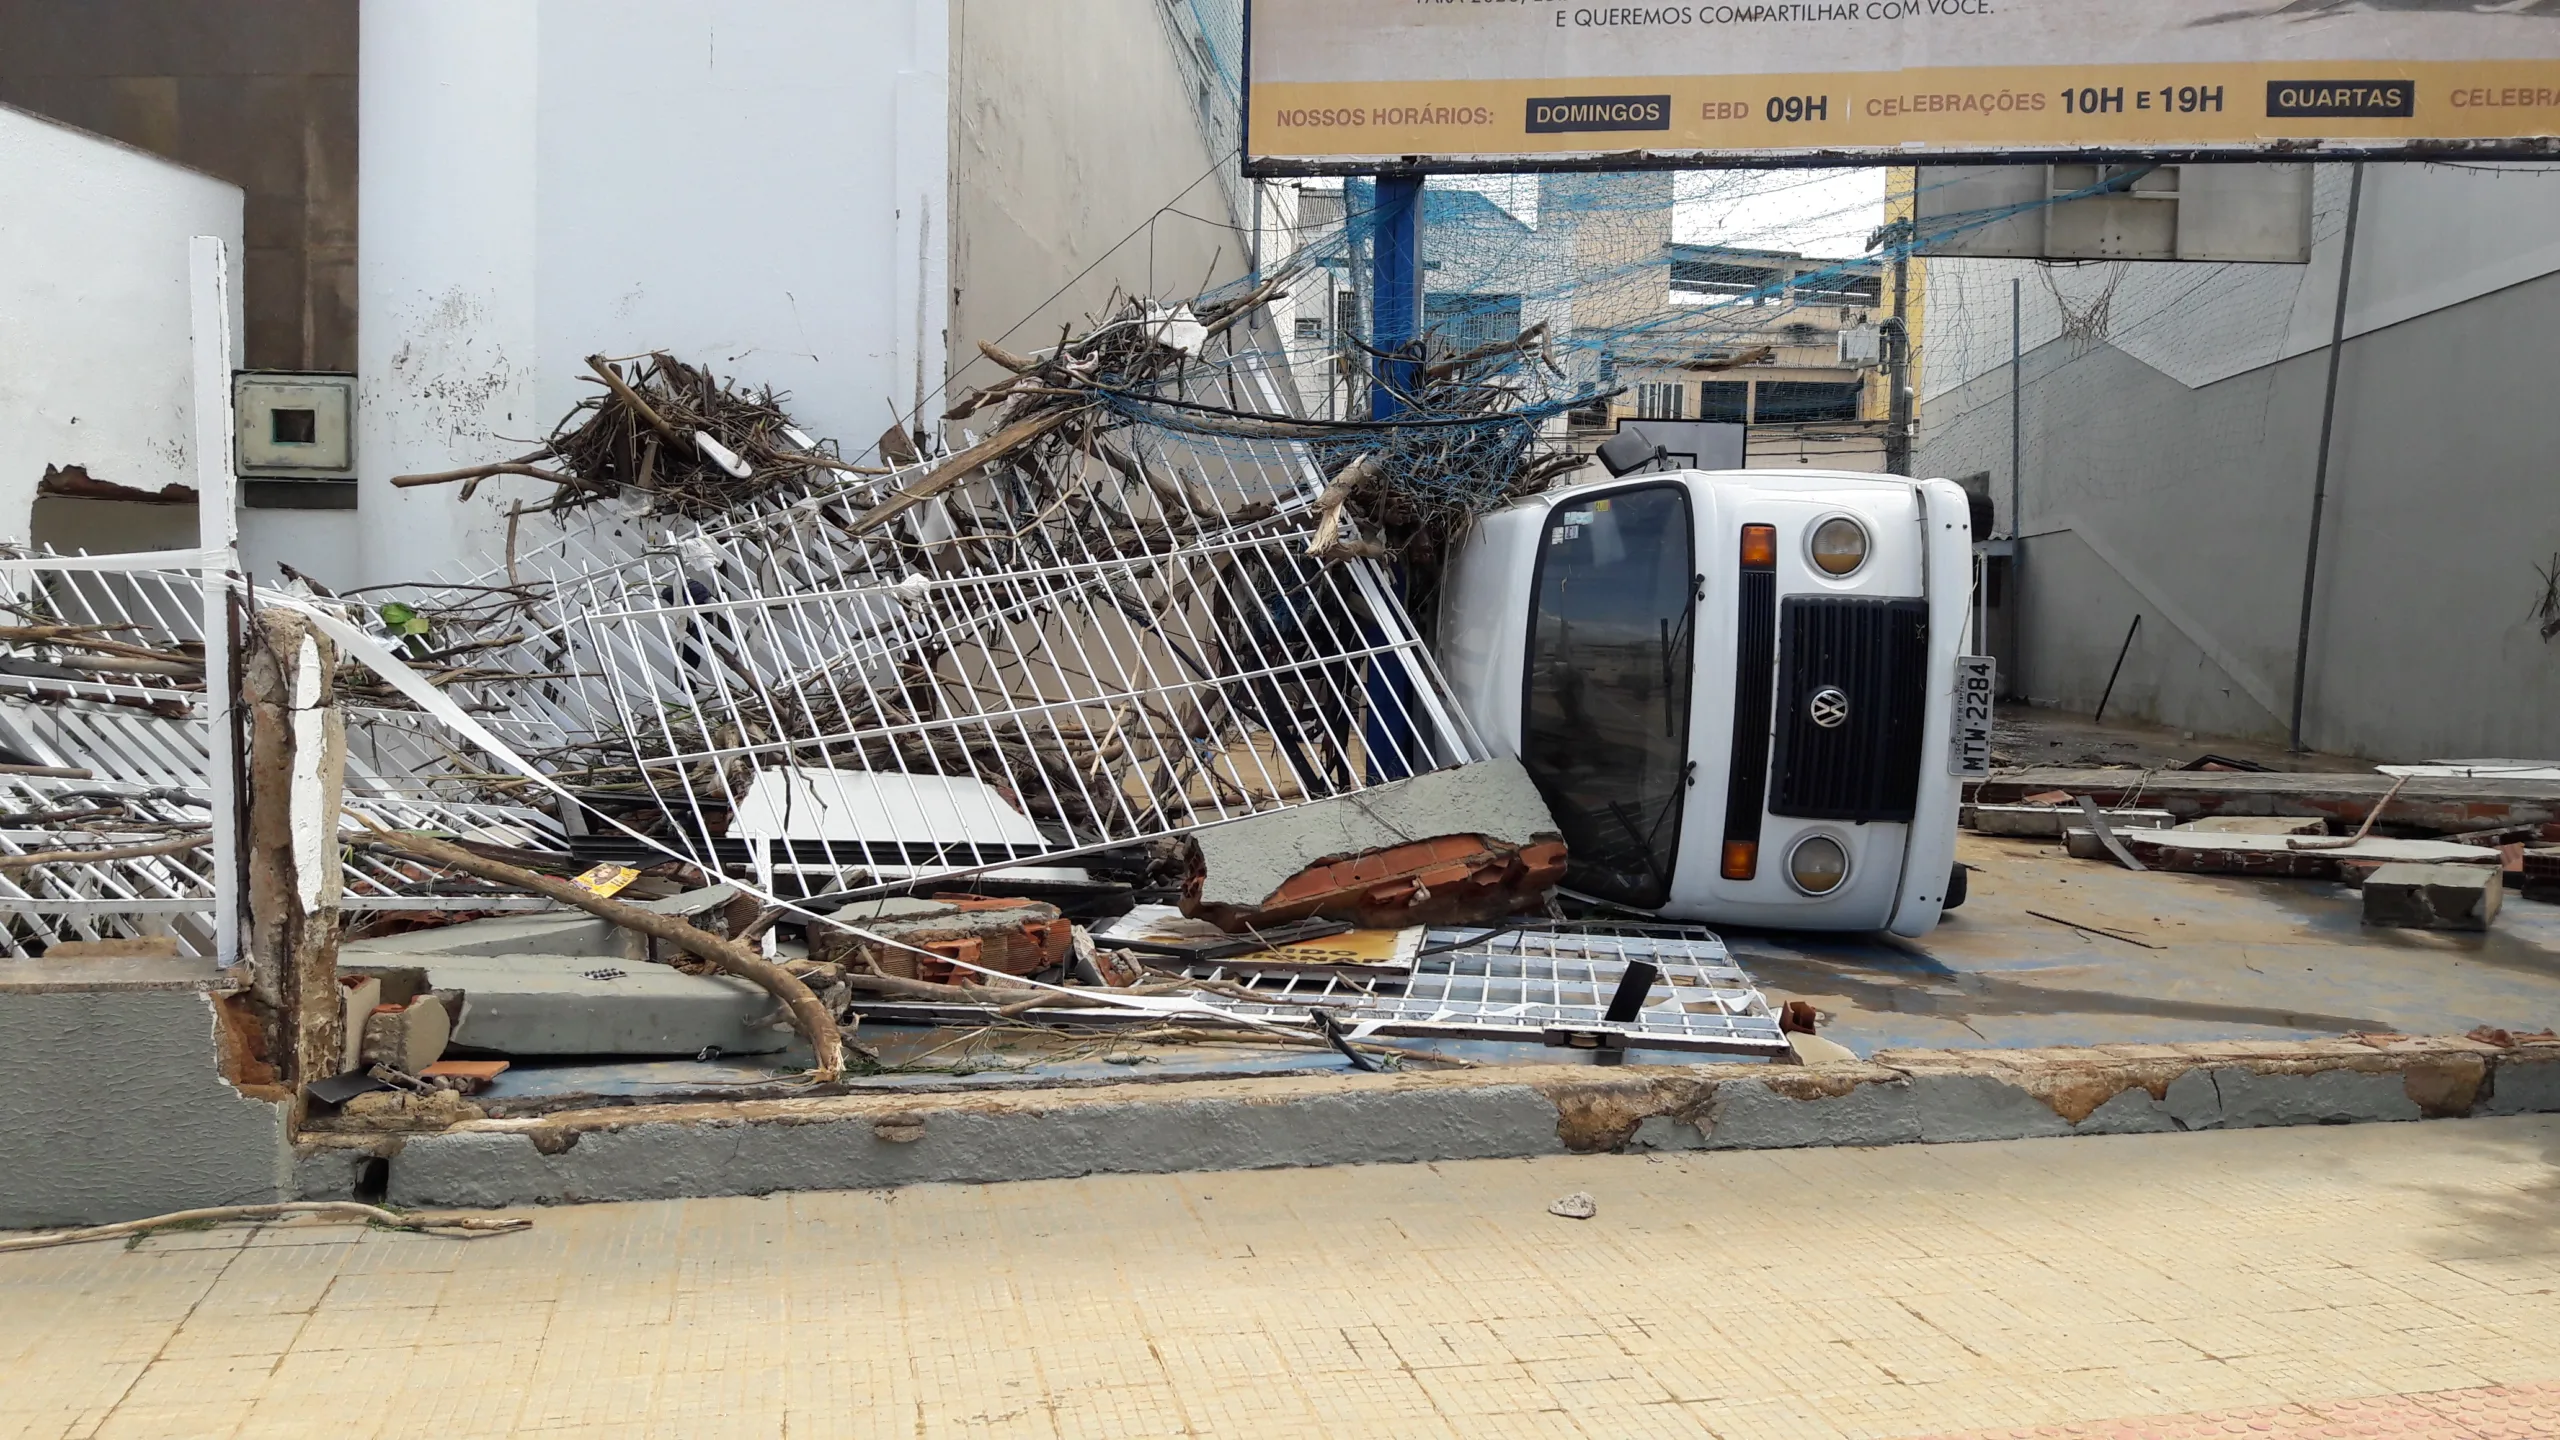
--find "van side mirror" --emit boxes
[1596,431,1667,478]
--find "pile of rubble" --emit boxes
[1966,758,2560,934]
[1,303,1791,1121]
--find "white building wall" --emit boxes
[358,0,949,584]
[355,0,541,587]
[0,104,242,550]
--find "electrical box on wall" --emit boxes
[234,372,354,477]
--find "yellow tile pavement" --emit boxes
[6,1115,2560,1438]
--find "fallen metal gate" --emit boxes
[838,922,1788,1057]
[1190,923,1789,1057]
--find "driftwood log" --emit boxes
[0,1201,527,1253]
[389,461,581,492]
[847,404,1092,537]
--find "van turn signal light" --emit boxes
[1740,524,1777,571]
[1721,838,1759,880]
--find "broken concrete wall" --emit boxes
[1184,759,1565,929]
[244,609,346,1097]
[807,896,1071,981]
[304,1034,2560,1210]
[0,959,291,1227]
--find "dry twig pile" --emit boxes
[390,352,881,518]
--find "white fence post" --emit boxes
[190,235,242,966]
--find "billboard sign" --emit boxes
[1243,0,2560,173]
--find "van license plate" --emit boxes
[1948,656,1996,778]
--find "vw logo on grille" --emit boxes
[1807,686,1851,729]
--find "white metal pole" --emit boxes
[189,236,242,966]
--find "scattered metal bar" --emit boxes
[2076,795,2147,872]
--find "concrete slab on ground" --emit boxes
[1730,832,2560,1056]
[1991,704,2359,773]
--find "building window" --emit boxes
[1334,290,1367,416]
[1424,293,1523,357]
[1697,381,1747,423]
[1637,382,1686,420]
[1671,259,1783,301]
[1793,270,1884,307]
[1754,381,1863,424]
[1782,322,1823,347]
[1295,316,1324,341]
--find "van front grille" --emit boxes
[1769,596,1928,822]
[1718,570,1778,861]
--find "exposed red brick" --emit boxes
[808,896,1071,980]
[1184,834,1569,931]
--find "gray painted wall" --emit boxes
[944,0,1250,436]
[1920,254,2560,761]
[0,981,291,1227]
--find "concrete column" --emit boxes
[355,0,542,586]
[243,608,346,1104]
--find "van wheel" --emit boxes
[1943,863,1969,911]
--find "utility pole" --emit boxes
[1870,216,1915,475]
[1370,174,1425,421]
[2289,161,2366,754]
[1361,172,1426,779]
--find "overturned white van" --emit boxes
[1436,468,1985,937]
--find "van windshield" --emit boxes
[1519,484,1696,907]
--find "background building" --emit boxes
[1268,171,1910,467]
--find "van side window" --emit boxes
[1519,484,1696,907]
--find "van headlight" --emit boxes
[1786,835,1850,895]
[1809,517,1869,576]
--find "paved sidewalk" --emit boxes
[1910,1382,2560,1438]
[7,1117,2560,1439]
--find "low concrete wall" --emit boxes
[299,1035,2560,1210]
[0,960,293,1227]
